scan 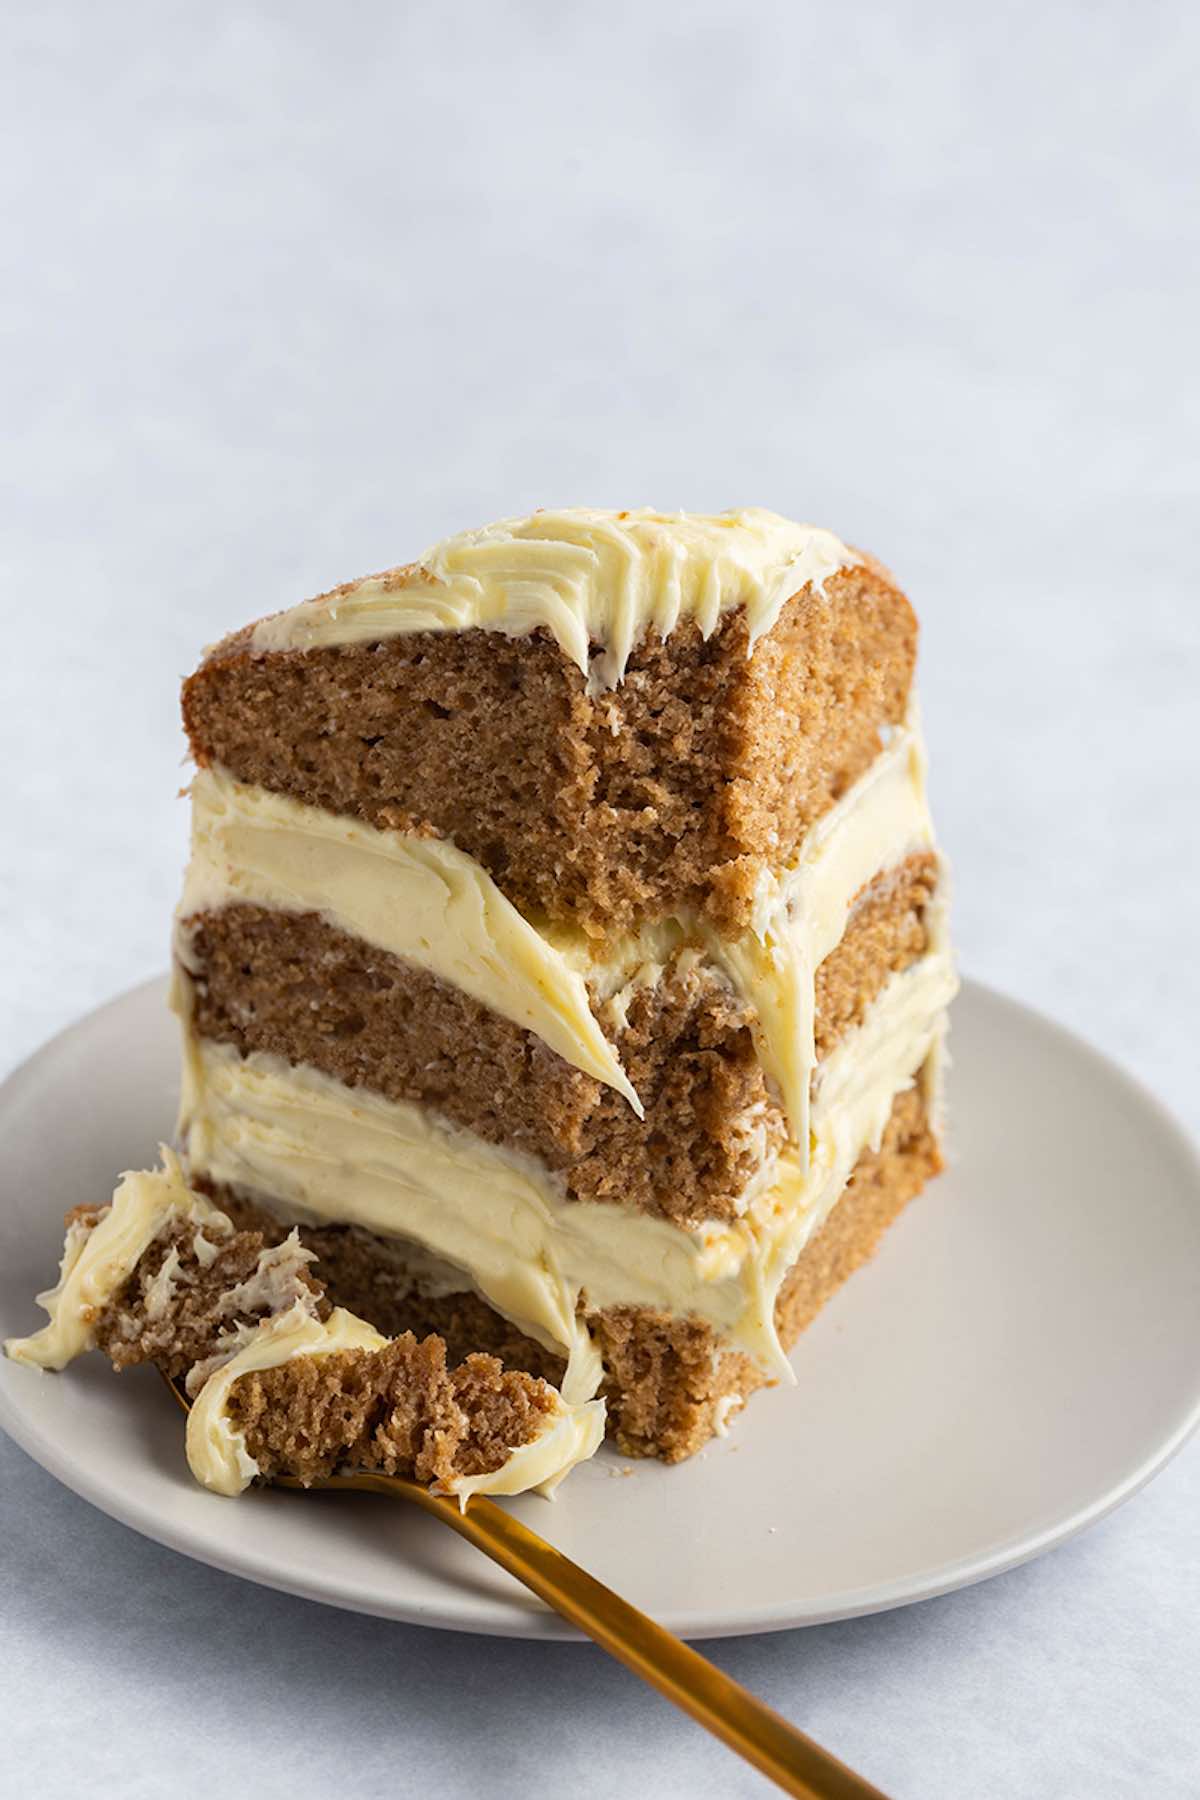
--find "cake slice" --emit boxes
[168,507,955,1461]
[8,506,951,1471]
[5,1155,603,1500]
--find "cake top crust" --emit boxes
[249,507,856,692]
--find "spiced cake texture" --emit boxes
[183,560,916,940]
[231,1338,557,1488]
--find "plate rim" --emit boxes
[1,972,1199,1641]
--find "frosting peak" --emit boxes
[250,508,856,692]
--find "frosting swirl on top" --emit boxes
[250,508,856,692]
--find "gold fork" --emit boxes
[161,1370,889,1798]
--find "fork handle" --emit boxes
[357,1476,891,1799]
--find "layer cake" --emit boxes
[168,507,955,1463]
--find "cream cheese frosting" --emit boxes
[178,946,957,1384]
[4,1151,230,1371]
[249,508,857,694]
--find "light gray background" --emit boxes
[2,4,1197,1795]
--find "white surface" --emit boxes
[6,977,1198,1642]
[1,1,1197,1793]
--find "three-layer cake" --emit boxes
[172,507,955,1461]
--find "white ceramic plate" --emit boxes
[2,975,1198,1640]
